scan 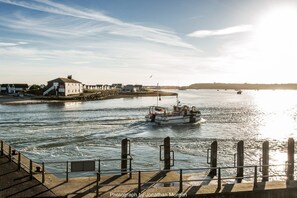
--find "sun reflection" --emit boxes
[269,151,287,180]
[252,91,297,140]
[253,90,297,113]
[258,114,295,140]
[270,151,287,164]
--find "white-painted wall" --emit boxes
[64,83,83,96]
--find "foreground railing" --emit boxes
[0,139,295,197]
[92,164,289,196]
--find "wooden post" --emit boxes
[121,138,128,175]
[287,138,294,181]
[164,137,171,170]
[236,140,244,183]
[262,141,269,182]
[209,141,217,176]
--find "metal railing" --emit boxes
[1,140,135,183]
[0,139,295,197]
[93,164,288,196]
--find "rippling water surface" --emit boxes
[1,89,297,174]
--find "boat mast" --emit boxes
[176,94,180,106]
[157,83,159,106]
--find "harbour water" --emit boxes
[1,89,297,176]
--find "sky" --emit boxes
[1,0,297,86]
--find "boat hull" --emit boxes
[154,114,201,125]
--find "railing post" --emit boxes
[42,162,45,183]
[1,140,3,156]
[129,158,132,179]
[121,138,128,175]
[66,161,69,182]
[164,137,171,170]
[254,166,258,188]
[179,169,183,193]
[18,151,21,170]
[96,172,100,197]
[217,168,221,191]
[9,145,11,161]
[262,141,269,182]
[138,171,141,195]
[29,159,33,180]
[236,140,244,183]
[287,138,294,182]
[209,141,217,176]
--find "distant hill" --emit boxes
[188,83,297,90]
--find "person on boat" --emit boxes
[183,105,189,116]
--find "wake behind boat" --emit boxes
[145,102,201,125]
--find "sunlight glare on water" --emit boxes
[252,90,297,140]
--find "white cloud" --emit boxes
[18,41,28,45]
[0,41,28,47]
[0,42,18,47]
[188,25,253,38]
[0,0,195,49]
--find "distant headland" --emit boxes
[161,83,297,90]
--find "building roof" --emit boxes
[0,84,29,88]
[48,78,81,84]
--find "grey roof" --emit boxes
[48,78,81,84]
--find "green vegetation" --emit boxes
[26,84,45,95]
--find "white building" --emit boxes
[0,84,29,94]
[43,76,83,96]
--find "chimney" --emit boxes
[67,75,72,79]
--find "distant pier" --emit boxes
[2,138,297,197]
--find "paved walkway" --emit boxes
[0,155,57,198]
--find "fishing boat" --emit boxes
[145,99,201,125]
[154,104,201,125]
[145,106,168,122]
